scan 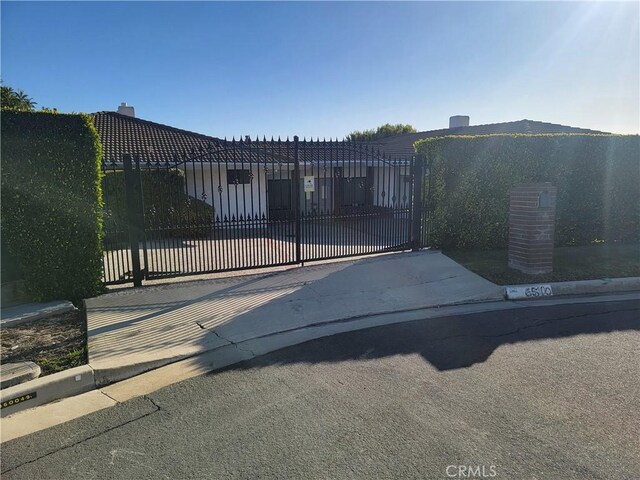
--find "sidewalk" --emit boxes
[86,250,504,385]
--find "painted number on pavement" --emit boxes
[524,285,553,297]
[506,285,553,300]
[0,392,37,409]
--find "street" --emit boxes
[2,299,639,479]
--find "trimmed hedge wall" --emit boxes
[416,134,640,250]
[1,111,104,301]
[101,169,214,244]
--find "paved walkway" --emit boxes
[87,251,503,384]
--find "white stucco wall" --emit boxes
[373,165,411,208]
[182,162,411,221]
[183,164,268,224]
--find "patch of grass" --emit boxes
[446,244,640,286]
[37,346,88,376]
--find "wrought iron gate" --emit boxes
[101,137,427,286]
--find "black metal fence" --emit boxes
[101,138,427,285]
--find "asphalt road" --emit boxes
[2,299,639,479]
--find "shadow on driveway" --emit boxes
[219,299,640,372]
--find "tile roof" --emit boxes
[92,112,224,164]
[93,112,608,165]
[92,112,398,166]
[368,119,609,156]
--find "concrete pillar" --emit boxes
[508,183,557,274]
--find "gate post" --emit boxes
[293,136,301,264]
[411,153,424,251]
[123,154,144,287]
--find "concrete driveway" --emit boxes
[2,299,638,479]
[87,250,503,385]
[103,218,411,283]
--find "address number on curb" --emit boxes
[506,285,553,300]
[0,392,37,410]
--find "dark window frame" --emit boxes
[227,169,251,185]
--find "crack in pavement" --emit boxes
[211,330,256,356]
[3,303,636,475]
[100,390,119,403]
[143,395,165,414]
[199,305,638,366]
[1,396,162,475]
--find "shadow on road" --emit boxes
[88,246,638,377]
[219,299,639,372]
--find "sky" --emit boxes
[2,1,639,138]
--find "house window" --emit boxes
[227,169,251,185]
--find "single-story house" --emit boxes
[94,106,413,223]
[365,115,607,157]
[92,107,606,224]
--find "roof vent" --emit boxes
[117,102,135,118]
[449,115,469,128]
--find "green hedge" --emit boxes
[101,169,214,244]
[416,134,640,250]
[1,111,104,301]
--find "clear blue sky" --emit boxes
[2,1,638,138]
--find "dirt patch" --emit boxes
[1,309,87,376]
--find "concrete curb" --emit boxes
[92,286,640,389]
[2,291,638,441]
[93,355,192,388]
[91,293,506,388]
[0,365,95,417]
[506,276,640,300]
[2,277,637,419]
[0,301,76,327]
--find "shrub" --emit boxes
[101,169,214,246]
[1,111,104,301]
[416,134,640,250]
